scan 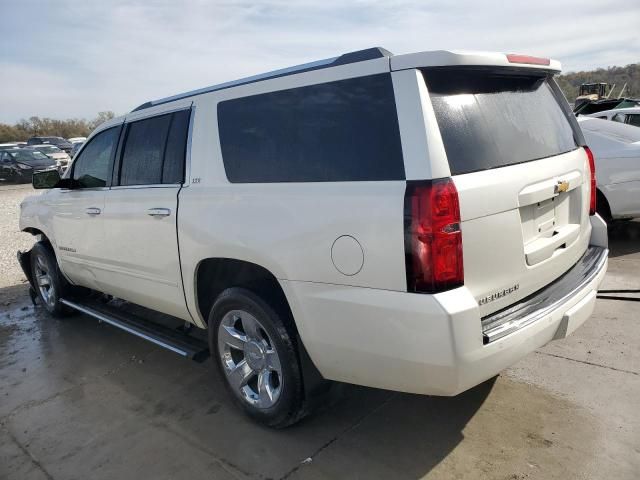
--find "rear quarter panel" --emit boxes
[179,61,408,325]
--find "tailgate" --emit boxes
[422,67,591,316]
[455,151,591,316]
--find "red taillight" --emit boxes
[506,53,551,66]
[404,178,464,293]
[585,146,597,215]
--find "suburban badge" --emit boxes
[478,284,520,305]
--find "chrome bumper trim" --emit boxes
[482,246,608,344]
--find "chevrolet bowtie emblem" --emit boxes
[556,180,569,193]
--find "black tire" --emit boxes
[30,242,74,317]
[2,170,15,183]
[208,287,306,428]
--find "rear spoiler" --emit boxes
[391,50,561,73]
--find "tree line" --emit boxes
[0,111,115,143]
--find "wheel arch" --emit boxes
[195,257,328,400]
[194,257,295,333]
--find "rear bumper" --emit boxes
[444,246,607,395]
[481,246,607,343]
[284,244,608,396]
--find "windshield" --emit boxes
[423,68,579,175]
[35,145,62,153]
[9,150,53,164]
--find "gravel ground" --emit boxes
[0,184,37,288]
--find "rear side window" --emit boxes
[218,74,405,183]
[118,109,190,186]
[423,69,579,175]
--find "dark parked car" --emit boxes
[70,141,84,158]
[0,148,57,183]
[26,136,73,154]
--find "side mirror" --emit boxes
[32,169,62,189]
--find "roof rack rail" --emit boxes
[131,47,392,112]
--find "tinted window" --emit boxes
[120,114,171,185]
[162,109,190,183]
[118,110,190,186]
[423,69,579,175]
[627,114,640,127]
[72,127,120,188]
[612,113,626,123]
[218,74,404,183]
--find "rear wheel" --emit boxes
[208,288,305,428]
[30,242,74,317]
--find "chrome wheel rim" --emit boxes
[34,254,55,308]
[218,310,283,409]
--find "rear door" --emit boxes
[421,68,591,316]
[99,108,192,320]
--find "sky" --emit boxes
[1,0,638,123]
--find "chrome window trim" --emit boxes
[109,184,181,190]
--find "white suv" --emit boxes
[19,48,608,427]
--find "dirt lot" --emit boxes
[1,183,638,480]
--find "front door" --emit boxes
[50,125,121,290]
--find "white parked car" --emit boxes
[586,107,640,127]
[30,144,71,171]
[18,48,608,427]
[578,117,640,221]
[67,136,87,144]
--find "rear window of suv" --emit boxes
[422,68,579,175]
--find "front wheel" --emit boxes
[208,288,306,428]
[30,242,74,317]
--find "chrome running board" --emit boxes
[60,298,208,361]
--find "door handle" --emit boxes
[147,208,171,217]
[85,207,101,215]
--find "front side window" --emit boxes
[118,109,190,186]
[72,127,120,188]
[612,113,626,123]
[218,74,405,183]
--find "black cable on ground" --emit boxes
[598,289,640,294]
[597,295,640,302]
